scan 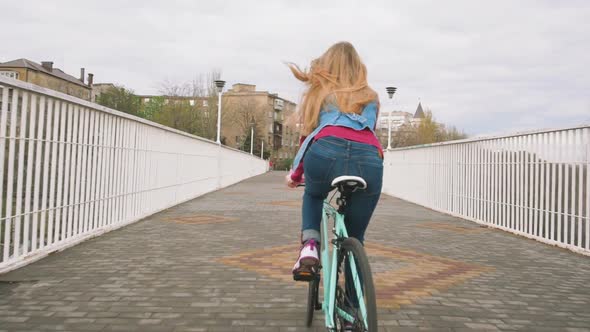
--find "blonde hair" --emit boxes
[288,42,378,135]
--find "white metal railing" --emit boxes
[0,76,267,273]
[383,125,590,256]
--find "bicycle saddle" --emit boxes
[331,176,367,191]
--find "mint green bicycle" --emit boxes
[303,176,378,331]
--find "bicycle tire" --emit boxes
[336,237,377,331]
[306,274,319,327]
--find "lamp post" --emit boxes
[261,140,264,159]
[214,80,226,144]
[385,86,397,150]
[250,117,255,155]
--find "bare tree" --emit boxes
[224,99,267,150]
[200,70,224,141]
[392,123,418,147]
[152,70,223,139]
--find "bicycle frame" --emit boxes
[320,200,368,329]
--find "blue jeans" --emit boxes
[301,136,383,244]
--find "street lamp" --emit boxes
[385,86,397,150]
[214,80,226,144]
[250,117,255,155]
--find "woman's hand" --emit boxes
[285,173,299,188]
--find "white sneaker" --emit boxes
[292,239,320,281]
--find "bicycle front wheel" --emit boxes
[335,237,377,331]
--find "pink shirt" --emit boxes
[290,126,383,183]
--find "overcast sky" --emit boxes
[2,0,589,136]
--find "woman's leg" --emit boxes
[343,149,383,306]
[344,192,381,244]
[300,141,341,242]
[293,139,343,280]
[301,189,327,242]
[344,152,383,242]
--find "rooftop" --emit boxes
[0,58,89,88]
[226,83,296,105]
[414,102,425,118]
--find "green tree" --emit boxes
[415,111,438,145]
[153,71,222,139]
[153,97,195,134]
[96,85,141,117]
[141,96,165,120]
[390,109,468,148]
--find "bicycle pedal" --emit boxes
[293,271,315,282]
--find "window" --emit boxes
[274,99,284,110]
[269,124,273,133]
[144,97,150,103]
[189,99,195,106]
[202,100,208,107]
[0,71,19,79]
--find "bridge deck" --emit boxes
[1,172,589,331]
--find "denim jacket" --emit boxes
[292,101,379,170]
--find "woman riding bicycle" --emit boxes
[286,41,384,281]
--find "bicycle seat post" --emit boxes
[336,187,352,215]
[331,175,368,215]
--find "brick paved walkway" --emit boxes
[1,172,589,331]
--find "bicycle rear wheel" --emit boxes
[306,274,320,326]
[335,237,377,331]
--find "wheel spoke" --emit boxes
[334,238,377,331]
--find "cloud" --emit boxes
[2,0,589,136]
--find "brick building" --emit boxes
[220,83,296,164]
[0,59,93,101]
